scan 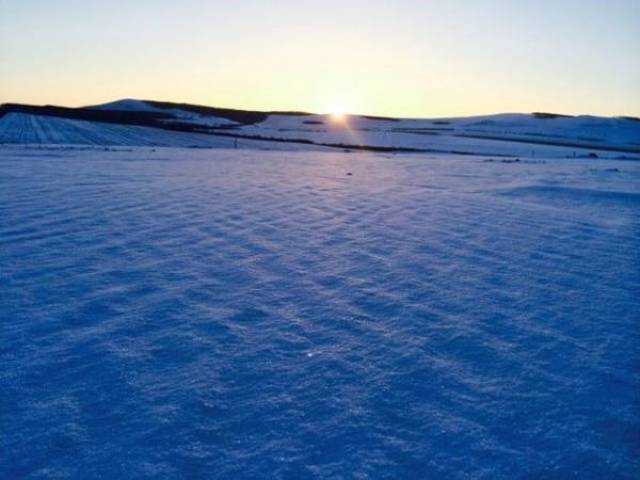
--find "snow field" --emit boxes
[1,147,638,479]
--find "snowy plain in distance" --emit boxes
[1,99,639,159]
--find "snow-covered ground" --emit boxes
[1,146,638,479]
[2,100,639,158]
[238,112,640,157]
[0,113,324,151]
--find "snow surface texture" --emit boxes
[1,147,639,479]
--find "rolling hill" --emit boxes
[1,99,639,158]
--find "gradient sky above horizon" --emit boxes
[1,0,639,117]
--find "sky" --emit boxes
[1,0,639,117]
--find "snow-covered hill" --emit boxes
[0,113,325,151]
[1,99,639,158]
[237,111,640,156]
[87,99,164,112]
[87,99,239,128]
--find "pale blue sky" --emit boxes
[1,0,639,116]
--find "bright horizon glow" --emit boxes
[1,0,639,118]
[325,103,350,121]
[329,112,348,125]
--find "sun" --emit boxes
[331,112,346,122]
[328,107,348,123]
[319,97,354,123]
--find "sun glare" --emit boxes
[331,111,346,121]
[329,108,348,124]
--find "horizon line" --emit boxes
[2,98,639,122]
